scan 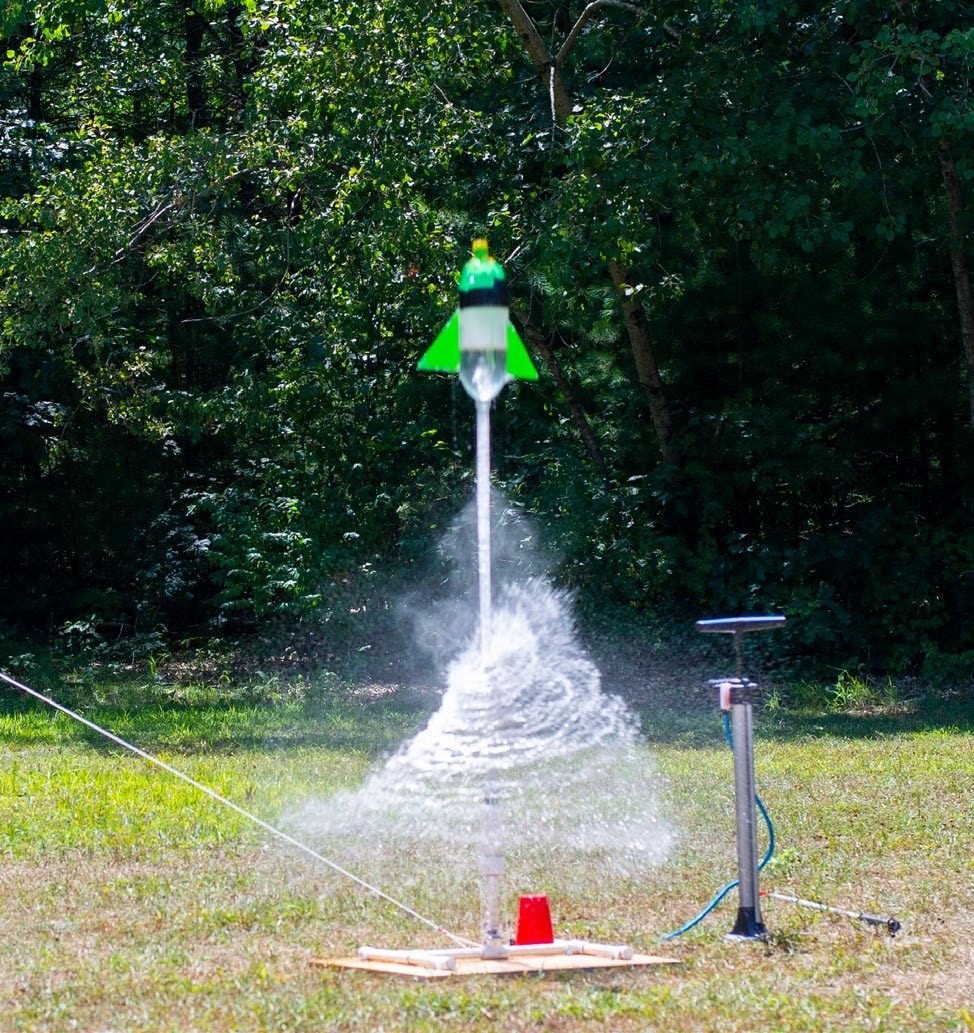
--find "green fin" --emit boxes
[418,310,460,372]
[506,322,539,381]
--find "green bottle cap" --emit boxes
[459,239,507,306]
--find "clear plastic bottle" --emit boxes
[459,306,510,402]
[456,240,511,402]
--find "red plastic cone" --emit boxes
[515,894,554,945]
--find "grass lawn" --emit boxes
[1,664,972,1032]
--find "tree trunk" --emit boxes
[226,4,249,113]
[608,260,681,470]
[511,305,608,475]
[494,0,573,127]
[495,0,680,469]
[23,23,43,122]
[939,139,974,427]
[185,10,208,129]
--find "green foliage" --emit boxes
[0,0,491,629]
[0,0,972,669]
[921,647,974,696]
[778,668,905,713]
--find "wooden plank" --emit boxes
[314,952,680,980]
[314,958,453,980]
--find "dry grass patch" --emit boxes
[1,677,971,1031]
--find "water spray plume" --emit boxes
[0,669,478,949]
[476,398,492,660]
[300,581,670,866]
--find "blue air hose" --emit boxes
[660,712,775,941]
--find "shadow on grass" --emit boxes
[0,682,440,757]
[4,670,970,757]
[762,694,974,740]
[633,691,973,747]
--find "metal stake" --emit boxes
[765,892,901,936]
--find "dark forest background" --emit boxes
[2,0,972,675]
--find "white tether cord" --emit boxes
[0,669,478,948]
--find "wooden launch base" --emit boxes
[314,945,680,980]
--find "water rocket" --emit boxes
[418,239,538,401]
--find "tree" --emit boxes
[846,10,974,424]
[0,1,492,629]
[1,0,971,669]
[485,0,973,662]
[495,0,682,472]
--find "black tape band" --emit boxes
[459,283,508,308]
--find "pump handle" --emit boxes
[696,616,786,634]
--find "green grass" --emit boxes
[1,671,972,1032]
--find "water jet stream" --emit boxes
[475,397,492,661]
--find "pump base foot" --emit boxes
[727,907,767,941]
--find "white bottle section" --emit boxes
[459,306,510,402]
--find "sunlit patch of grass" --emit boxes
[1,676,431,864]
